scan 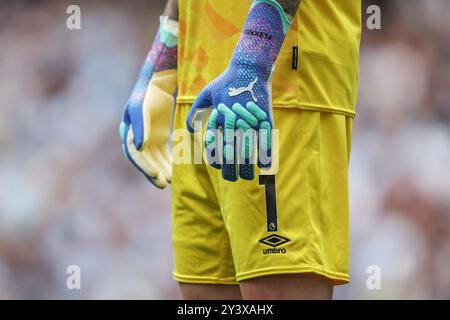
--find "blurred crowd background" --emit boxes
[0,0,449,299]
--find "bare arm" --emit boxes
[163,0,179,21]
[276,0,302,17]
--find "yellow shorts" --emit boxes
[172,104,353,285]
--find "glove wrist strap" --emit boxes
[230,0,293,77]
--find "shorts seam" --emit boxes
[217,226,227,279]
[174,272,238,285]
[304,114,316,267]
[236,266,349,285]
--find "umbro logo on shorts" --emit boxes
[259,234,290,255]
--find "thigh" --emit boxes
[240,274,333,300]
[179,283,242,300]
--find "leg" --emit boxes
[172,105,239,299]
[240,274,333,300]
[179,283,242,300]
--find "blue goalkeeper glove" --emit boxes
[186,0,292,181]
[119,16,178,189]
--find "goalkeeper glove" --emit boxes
[120,16,178,189]
[186,0,292,182]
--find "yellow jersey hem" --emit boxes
[274,102,356,118]
[176,98,356,118]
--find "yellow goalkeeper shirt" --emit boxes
[177,0,361,117]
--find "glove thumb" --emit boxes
[186,85,213,132]
[126,101,146,150]
[120,106,144,151]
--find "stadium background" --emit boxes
[0,0,449,299]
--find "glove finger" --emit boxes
[153,145,172,184]
[127,101,146,150]
[222,132,237,181]
[119,105,132,146]
[204,109,221,169]
[232,103,259,128]
[257,120,272,169]
[218,103,237,181]
[159,145,173,182]
[245,101,272,169]
[122,107,169,189]
[186,85,213,132]
[236,119,256,180]
[119,121,128,147]
[139,146,168,189]
[126,127,160,178]
[147,170,168,189]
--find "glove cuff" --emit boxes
[229,0,293,79]
[159,15,179,45]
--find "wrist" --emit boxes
[251,0,293,35]
[130,16,178,103]
[227,0,292,78]
[159,15,178,47]
[143,16,178,76]
[228,58,273,81]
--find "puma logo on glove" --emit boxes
[228,77,258,103]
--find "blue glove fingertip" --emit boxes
[119,121,127,142]
[239,164,255,180]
